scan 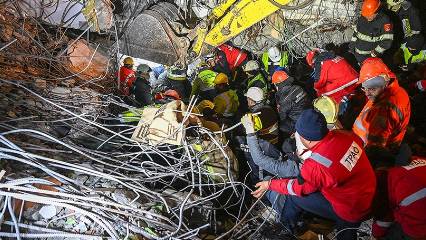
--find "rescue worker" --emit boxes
[372,156,426,240]
[119,57,136,95]
[272,71,309,139]
[251,109,377,240]
[119,89,181,123]
[133,64,153,107]
[242,60,268,94]
[213,73,239,118]
[211,43,248,80]
[261,46,289,77]
[349,0,394,63]
[353,58,411,155]
[239,111,299,182]
[164,66,191,102]
[306,49,359,114]
[191,69,217,101]
[246,87,279,145]
[400,34,426,71]
[387,0,422,43]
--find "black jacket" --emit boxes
[133,77,153,107]
[397,1,422,39]
[350,11,394,63]
[275,77,310,136]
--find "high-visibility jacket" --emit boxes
[314,56,359,103]
[119,66,136,95]
[401,43,426,65]
[213,90,239,117]
[217,44,248,72]
[372,156,426,239]
[350,12,394,63]
[353,79,411,152]
[261,51,289,75]
[191,70,217,96]
[247,73,268,94]
[269,130,376,222]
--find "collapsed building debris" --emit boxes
[1,0,426,239]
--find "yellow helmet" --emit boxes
[214,73,229,85]
[123,57,134,65]
[313,96,338,124]
[197,100,215,112]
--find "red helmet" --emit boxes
[272,71,289,84]
[359,58,395,84]
[306,49,319,67]
[163,89,181,100]
[361,0,380,17]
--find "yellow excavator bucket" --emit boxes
[205,0,292,47]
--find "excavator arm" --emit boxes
[121,0,295,65]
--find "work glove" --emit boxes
[241,113,256,134]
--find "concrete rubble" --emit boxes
[1,0,425,239]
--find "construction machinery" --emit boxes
[120,0,317,66]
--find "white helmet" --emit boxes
[245,87,264,102]
[243,60,260,72]
[268,46,281,63]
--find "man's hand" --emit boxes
[241,114,256,134]
[251,180,270,198]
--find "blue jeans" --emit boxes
[268,191,361,240]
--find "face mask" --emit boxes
[295,132,312,161]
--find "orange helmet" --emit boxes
[359,58,395,84]
[163,89,181,100]
[272,71,289,84]
[361,0,380,17]
[306,49,319,67]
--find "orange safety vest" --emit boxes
[353,79,410,151]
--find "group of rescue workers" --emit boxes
[118,0,426,239]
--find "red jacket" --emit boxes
[119,66,136,95]
[314,56,359,103]
[217,44,247,72]
[269,130,376,222]
[373,156,426,239]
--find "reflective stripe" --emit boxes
[287,179,296,195]
[375,221,392,228]
[322,78,358,96]
[355,48,372,55]
[310,153,333,168]
[375,45,387,54]
[400,188,426,207]
[351,36,357,42]
[355,32,393,43]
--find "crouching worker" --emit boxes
[251,109,376,240]
[372,156,426,240]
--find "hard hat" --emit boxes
[163,89,181,100]
[272,70,289,84]
[245,87,265,102]
[359,58,394,84]
[197,100,215,112]
[123,57,134,65]
[167,66,187,81]
[214,73,229,85]
[242,60,260,72]
[313,96,338,124]
[361,0,380,17]
[306,49,319,67]
[136,64,151,73]
[268,47,282,63]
